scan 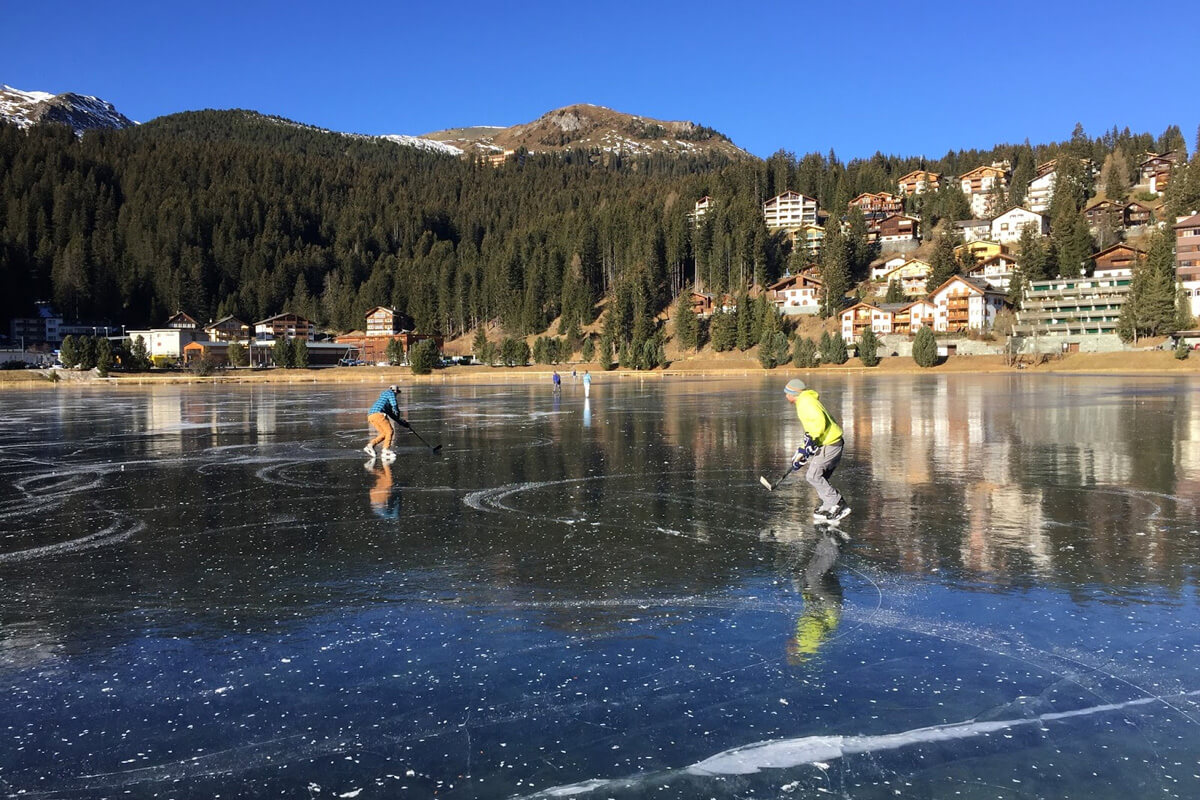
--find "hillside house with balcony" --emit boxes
[1125,200,1156,227]
[966,254,1018,290]
[1139,152,1179,194]
[1025,161,1058,213]
[1084,199,1126,230]
[954,219,992,242]
[991,207,1048,243]
[204,316,249,342]
[849,192,904,218]
[881,259,933,297]
[1093,243,1145,273]
[840,302,899,342]
[897,170,941,196]
[928,275,1007,332]
[877,214,920,245]
[959,165,1008,218]
[690,196,714,226]
[763,191,819,230]
[768,273,823,315]
[1176,213,1200,317]
[955,240,1007,262]
[893,299,937,334]
[254,313,313,341]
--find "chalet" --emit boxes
[1025,161,1057,213]
[254,312,313,341]
[840,302,895,342]
[870,255,909,281]
[1092,243,1144,274]
[877,214,920,244]
[955,240,1006,262]
[791,224,826,260]
[1175,214,1200,317]
[959,165,1008,218]
[896,170,941,196]
[991,207,1048,244]
[768,273,823,315]
[166,312,199,330]
[967,254,1018,290]
[690,196,714,226]
[204,316,249,342]
[365,306,416,337]
[1083,200,1126,230]
[1125,200,1155,227]
[893,299,937,334]
[849,192,904,218]
[928,275,1007,332]
[1139,152,1179,194]
[881,259,932,297]
[954,219,992,242]
[763,191,819,230]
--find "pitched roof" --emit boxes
[1174,213,1200,229]
[959,165,1005,180]
[897,169,940,182]
[206,315,246,328]
[1093,243,1145,259]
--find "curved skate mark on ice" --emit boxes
[520,691,1200,798]
[464,477,604,517]
[0,517,144,563]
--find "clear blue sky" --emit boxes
[3,0,1196,160]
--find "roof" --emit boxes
[954,219,991,228]
[366,306,399,316]
[206,315,246,328]
[166,311,198,326]
[1093,243,1145,259]
[768,273,822,290]
[897,169,940,182]
[1174,214,1200,229]
[929,274,1003,297]
[841,301,881,314]
[764,190,816,204]
[254,312,310,325]
[959,165,1005,180]
[994,206,1042,219]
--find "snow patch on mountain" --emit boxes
[0,84,135,135]
[378,134,463,157]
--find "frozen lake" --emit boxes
[2,374,1200,799]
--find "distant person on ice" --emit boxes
[364,384,409,461]
[552,370,561,394]
[583,370,591,398]
[784,378,849,522]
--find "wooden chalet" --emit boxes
[254,312,314,341]
[896,170,941,196]
[849,192,904,217]
[1084,199,1126,229]
[1093,243,1144,273]
[166,311,199,330]
[365,306,416,337]
[768,272,823,314]
[1125,200,1155,227]
[876,214,919,243]
[204,315,249,342]
[1139,152,1179,193]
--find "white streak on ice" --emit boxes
[521,690,1200,798]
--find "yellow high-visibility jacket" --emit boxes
[793,389,843,446]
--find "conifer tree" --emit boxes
[912,326,938,367]
[819,222,850,317]
[293,338,309,368]
[1118,228,1177,342]
[710,310,737,351]
[60,335,79,369]
[673,292,700,351]
[1018,223,1049,282]
[857,328,880,367]
[926,226,961,292]
[885,280,905,303]
[792,336,818,368]
[1052,210,1094,278]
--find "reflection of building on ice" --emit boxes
[786,532,844,665]
[366,459,401,520]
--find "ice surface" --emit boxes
[1,376,1199,799]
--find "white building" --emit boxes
[966,254,1018,290]
[122,328,204,359]
[768,273,823,315]
[1025,161,1057,213]
[959,165,1008,218]
[954,219,992,242]
[928,275,1007,332]
[763,191,819,230]
[991,207,1048,243]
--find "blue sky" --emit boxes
[3,0,1195,160]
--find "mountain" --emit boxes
[419,104,748,159]
[0,85,136,135]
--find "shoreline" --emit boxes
[2,351,1198,389]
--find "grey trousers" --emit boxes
[806,441,844,510]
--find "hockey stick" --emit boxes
[406,425,442,453]
[759,464,796,492]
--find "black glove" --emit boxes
[397,418,410,429]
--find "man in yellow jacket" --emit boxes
[784,378,850,522]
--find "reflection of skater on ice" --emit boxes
[784,379,849,522]
[787,531,844,664]
[364,384,409,461]
[365,457,402,520]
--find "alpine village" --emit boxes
[3,85,1200,377]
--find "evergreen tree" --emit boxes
[409,339,439,374]
[95,337,113,377]
[845,206,874,282]
[857,328,880,367]
[826,332,848,365]
[272,337,293,368]
[1118,228,1177,342]
[673,292,700,351]
[130,335,151,370]
[1009,146,1035,207]
[885,280,905,303]
[912,326,938,367]
[1176,286,1195,332]
[78,336,98,370]
[710,310,737,351]
[60,335,79,369]
[735,290,754,350]
[386,338,404,365]
[293,338,309,368]
[1017,223,1049,281]
[472,327,489,361]
[227,341,247,367]
[792,336,818,368]
[1101,151,1131,202]
[819,222,850,317]
[580,336,596,363]
[1052,210,1093,278]
[926,226,961,292]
